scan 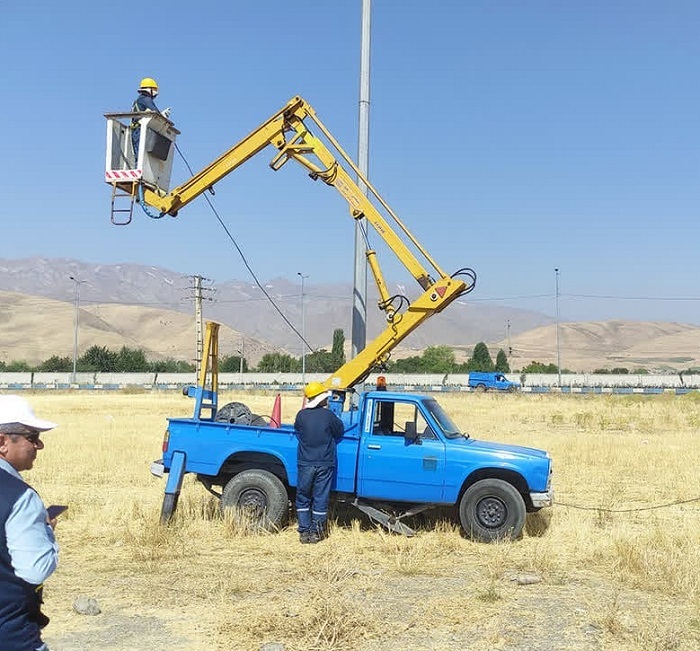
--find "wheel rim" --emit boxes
[239,488,268,514]
[476,496,508,529]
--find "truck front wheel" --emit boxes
[458,479,526,542]
[221,469,289,531]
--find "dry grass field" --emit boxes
[15,391,700,651]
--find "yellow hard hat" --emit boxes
[139,77,159,92]
[304,381,327,400]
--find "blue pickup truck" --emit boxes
[468,372,521,393]
[152,387,552,542]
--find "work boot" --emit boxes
[299,532,311,544]
[308,531,321,544]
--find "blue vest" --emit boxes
[0,469,47,651]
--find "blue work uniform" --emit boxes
[293,406,344,535]
[0,459,58,651]
[130,92,159,165]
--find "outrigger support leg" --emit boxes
[160,450,187,523]
[350,499,439,537]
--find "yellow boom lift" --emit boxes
[104,96,475,391]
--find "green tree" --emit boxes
[521,361,558,373]
[331,329,346,368]
[305,349,337,373]
[80,345,118,372]
[6,360,31,372]
[495,349,510,373]
[256,353,298,372]
[387,355,424,373]
[421,346,456,373]
[150,358,196,373]
[466,342,494,372]
[38,355,73,372]
[116,346,149,372]
[220,354,248,373]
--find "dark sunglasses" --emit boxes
[7,432,42,445]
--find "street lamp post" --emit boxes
[69,275,86,384]
[554,268,561,386]
[506,318,512,358]
[236,347,244,385]
[297,272,309,384]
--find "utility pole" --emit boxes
[506,318,512,358]
[236,343,244,385]
[555,268,562,386]
[189,275,214,378]
[352,0,372,366]
[297,272,309,384]
[69,275,87,384]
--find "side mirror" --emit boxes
[404,421,420,444]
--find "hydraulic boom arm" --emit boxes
[110,96,475,390]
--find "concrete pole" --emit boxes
[298,272,309,384]
[69,275,85,384]
[352,0,372,362]
[194,275,203,379]
[237,346,244,385]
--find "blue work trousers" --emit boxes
[295,465,333,534]
[131,127,141,166]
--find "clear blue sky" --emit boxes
[1,1,699,324]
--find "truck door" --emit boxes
[357,399,446,502]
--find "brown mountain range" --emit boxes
[1,290,699,372]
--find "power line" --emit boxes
[173,146,315,354]
[555,495,700,513]
[565,293,700,301]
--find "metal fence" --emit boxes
[1,372,698,394]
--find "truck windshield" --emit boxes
[423,398,467,439]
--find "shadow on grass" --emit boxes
[328,501,458,534]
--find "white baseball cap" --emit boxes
[0,395,57,432]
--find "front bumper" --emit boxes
[529,490,554,509]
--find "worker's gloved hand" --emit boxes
[161,107,172,118]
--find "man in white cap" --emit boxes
[294,382,344,544]
[0,395,59,651]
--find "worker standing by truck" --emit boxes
[294,383,344,544]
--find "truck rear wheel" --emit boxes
[474,384,487,393]
[458,478,526,542]
[221,469,288,531]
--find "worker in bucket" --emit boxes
[130,77,171,164]
[0,396,60,651]
[293,382,344,544]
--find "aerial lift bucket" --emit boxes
[104,111,180,224]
